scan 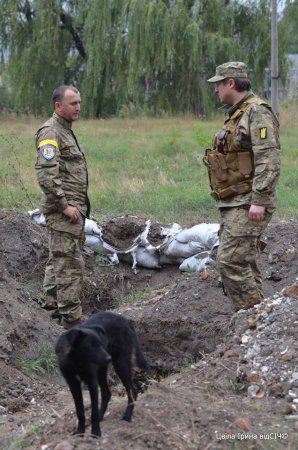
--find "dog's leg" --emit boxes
[66,375,85,434]
[86,372,101,437]
[113,356,137,422]
[97,364,111,421]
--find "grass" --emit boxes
[113,287,150,308]
[2,414,43,450]
[0,103,297,225]
[15,342,58,375]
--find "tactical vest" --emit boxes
[204,97,272,200]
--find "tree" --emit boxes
[280,0,298,54]
[0,0,290,116]
[0,0,85,114]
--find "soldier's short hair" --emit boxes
[52,85,79,107]
[221,77,251,92]
[233,77,251,92]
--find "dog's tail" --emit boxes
[129,320,150,372]
[135,342,150,371]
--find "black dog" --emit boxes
[55,311,149,436]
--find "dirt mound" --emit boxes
[1,210,298,449]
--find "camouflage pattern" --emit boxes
[207,61,248,83]
[35,112,90,228]
[217,207,272,310]
[35,112,89,323]
[43,226,84,321]
[206,92,280,310]
[216,93,280,209]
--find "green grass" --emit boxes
[15,343,58,375]
[113,287,150,308]
[0,105,297,225]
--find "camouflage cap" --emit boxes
[207,62,248,83]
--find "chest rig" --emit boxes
[204,97,266,200]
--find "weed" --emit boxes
[15,343,58,375]
[112,287,150,308]
[229,379,246,392]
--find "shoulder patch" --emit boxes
[259,127,268,140]
[38,139,59,161]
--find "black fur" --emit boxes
[55,311,149,436]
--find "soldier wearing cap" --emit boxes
[35,85,90,328]
[204,62,280,311]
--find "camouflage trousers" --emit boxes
[43,228,85,322]
[216,207,272,310]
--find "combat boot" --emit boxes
[61,317,82,329]
[242,293,263,310]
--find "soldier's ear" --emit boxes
[227,78,236,89]
[54,101,63,113]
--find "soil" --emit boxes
[1,209,298,450]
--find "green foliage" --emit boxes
[0,0,290,117]
[113,287,150,308]
[281,0,298,54]
[2,414,43,450]
[15,343,58,375]
[229,379,246,392]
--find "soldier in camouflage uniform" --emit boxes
[204,62,280,311]
[35,86,90,328]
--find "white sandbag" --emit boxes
[107,253,119,265]
[160,223,182,237]
[85,235,104,252]
[135,247,161,269]
[159,254,185,266]
[85,218,101,235]
[175,223,219,249]
[28,209,46,226]
[179,251,214,272]
[162,239,205,258]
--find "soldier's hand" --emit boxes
[63,205,80,223]
[249,204,265,222]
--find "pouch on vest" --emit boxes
[205,149,228,182]
[237,151,253,178]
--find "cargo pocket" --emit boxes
[227,208,264,237]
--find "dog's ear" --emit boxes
[66,328,84,347]
[91,325,106,337]
[55,329,82,357]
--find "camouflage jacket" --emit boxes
[35,112,90,218]
[213,92,281,210]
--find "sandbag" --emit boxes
[162,239,204,258]
[85,235,103,252]
[179,251,214,272]
[176,223,219,249]
[135,247,161,269]
[159,254,185,266]
[85,218,101,235]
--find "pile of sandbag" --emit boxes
[28,210,219,273]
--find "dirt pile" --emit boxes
[1,209,298,449]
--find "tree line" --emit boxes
[0,0,296,117]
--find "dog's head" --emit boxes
[55,326,111,368]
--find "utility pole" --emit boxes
[271,0,279,115]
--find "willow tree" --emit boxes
[0,0,85,114]
[0,0,289,116]
[81,0,238,116]
[280,0,298,54]
[82,0,280,117]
